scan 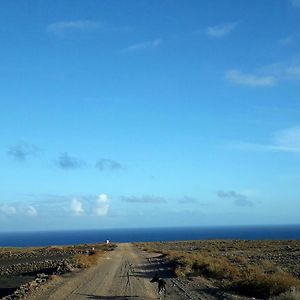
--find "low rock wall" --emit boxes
[0,259,74,276]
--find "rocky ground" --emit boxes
[14,243,255,300]
[136,240,300,299]
[137,240,300,279]
[1,240,300,300]
[0,243,116,299]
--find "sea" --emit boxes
[0,225,300,247]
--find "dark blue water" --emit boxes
[0,225,299,247]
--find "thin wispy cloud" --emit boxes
[261,60,300,81]
[290,0,300,8]
[22,194,71,218]
[0,204,17,215]
[95,159,123,171]
[205,22,238,38]
[225,70,277,87]
[125,38,162,52]
[217,190,254,207]
[178,196,199,204]
[20,193,110,218]
[0,203,38,217]
[273,127,300,151]
[278,36,293,46]
[177,196,209,206]
[47,20,101,35]
[233,127,300,153]
[57,153,85,169]
[121,195,167,204]
[285,65,300,79]
[227,58,300,88]
[7,143,39,162]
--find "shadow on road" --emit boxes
[79,294,139,299]
[133,254,175,281]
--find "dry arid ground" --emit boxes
[0,243,116,299]
[1,240,300,300]
[136,240,300,299]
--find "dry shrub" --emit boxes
[173,256,193,277]
[102,243,117,251]
[73,250,104,268]
[137,240,300,299]
[169,251,300,299]
[230,272,300,299]
[261,259,284,274]
[48,274,60,281]
[165,251,240,280]
[142,247,161,253]
[47,246,64,252]
[232,255,249,265]
[193,256,240,280]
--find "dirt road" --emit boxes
[27,243,183,300]
[27,243,248,300]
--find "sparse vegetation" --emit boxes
[136,240,300,299]
[164,250,240,279]
[72,250,104,268]
[0,242,117,298]
[230,272,299,298]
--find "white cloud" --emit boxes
[205,22,238,38]
[47,20,100,35]
[25,206,38,217]
[225,70,277,87]
[233,127,300,153]
[70,198,85,216]
[94,194,110,216]
[18,193,111,218]
[0,205,17,215]
[125,39,162,52]
[0,204,38,217]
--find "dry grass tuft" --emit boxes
[73,250,104,268]
[137,240,300,299]
[230,272,299,299]
[164,251,240,280]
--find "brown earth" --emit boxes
[24,243,251,300]
[136,240,300,279]
[4,240,299,300]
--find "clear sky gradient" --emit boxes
[1,0,300,231]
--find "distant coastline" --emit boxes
[0,224,299,247]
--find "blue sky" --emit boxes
[1,0,300,231]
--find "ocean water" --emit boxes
[0,225,300,247]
